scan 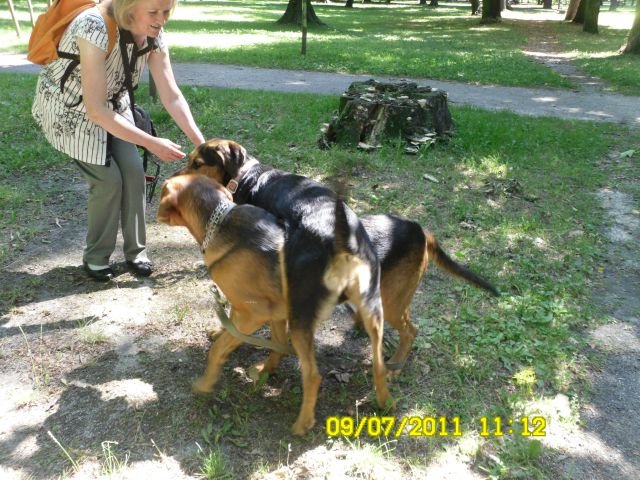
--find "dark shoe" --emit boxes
[127,260,153,277]
[83,261,114,282]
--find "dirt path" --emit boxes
[1,14,640,478]
[519,21,640,479]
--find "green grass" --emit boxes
[0,1,579,89]
[4,2,638,93]
[555,7,640,96]
[0,75,71,264]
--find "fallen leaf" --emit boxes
[423,173,439,183]
[357,142,381,151]
[405,146,419,155]
[620,149,635,158]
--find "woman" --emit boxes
[32,0,204,281]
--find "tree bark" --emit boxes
[583,0,601,33]
[470,0,481,15]
[573,0,587,24]
[319,80,453,149]
[277,0,325,26]
[543,0,553,8]
[481,0,502,23]
[621,0,640,53]
[565,0,581,21]
[345,0,354,7]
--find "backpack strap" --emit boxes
[119,30,159,175]
[58,6,117,99]
[118,29,157,116]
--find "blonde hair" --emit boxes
[111,0,177,30]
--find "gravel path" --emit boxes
[2,52,640,126]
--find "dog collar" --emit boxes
[226,158,259,195]
[202,200,235,252]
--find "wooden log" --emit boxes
[7,0,22,38]
[320,79,454,152]
[26,0,35,27]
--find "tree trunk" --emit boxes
[7,0,21,38]
[565,0,581,20]
[277,0,325,26]
[573,0,587,24]
[345,0,354,7]
[470,0,481,15]
[543,0,553,8]
[429,0,438,6]
[481,0,502,23]
[319,80,454,151]
[583,0,601,33]
[621,0,640,53]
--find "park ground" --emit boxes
[1,3,639,479]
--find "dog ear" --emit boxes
[157,179,188,227]
[226,141,247,169]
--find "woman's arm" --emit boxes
[147,48,205,147]
[77,37,185,162]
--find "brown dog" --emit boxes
[157,174,391,435]
[174,139,499,372]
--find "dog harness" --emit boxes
[226,158,259,194]
[201,199,236,253]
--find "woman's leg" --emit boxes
[109,137,149,264]
[74,159,122,267]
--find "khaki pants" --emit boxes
[74,137,149,266]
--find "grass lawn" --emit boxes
[554,7,640,96]
[2,1,639,93]
[2,71,639,477]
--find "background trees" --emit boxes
[621,0,640,53]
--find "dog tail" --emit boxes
[424,231,500,296]
[333,197,358,255]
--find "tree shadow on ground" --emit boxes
[1,309,385,478]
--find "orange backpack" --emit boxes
[27,0,117,65]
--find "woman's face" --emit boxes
[129,0,173,38]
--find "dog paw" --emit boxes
[191,377,214,395]
[207,329,224,342]
[247,363,271,382]
[385,366,403,380]
[292,416,316,436]
[377,395,396,412]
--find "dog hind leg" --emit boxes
[290,328,322,436]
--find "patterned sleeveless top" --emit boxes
[32,7,167,165]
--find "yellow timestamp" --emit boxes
[326,415,547,438]
[326,416,462,438]
[479,416,547,437]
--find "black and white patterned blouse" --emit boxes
[32,7,167,165]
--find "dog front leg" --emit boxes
[249,319,288,379]
[192,330,243,394]
[193,310,263,394]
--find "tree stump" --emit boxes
[319,79,454,153]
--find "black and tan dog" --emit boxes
[174,139,499,372]
[158,174,391,435]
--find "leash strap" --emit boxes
[210,285,295,355]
